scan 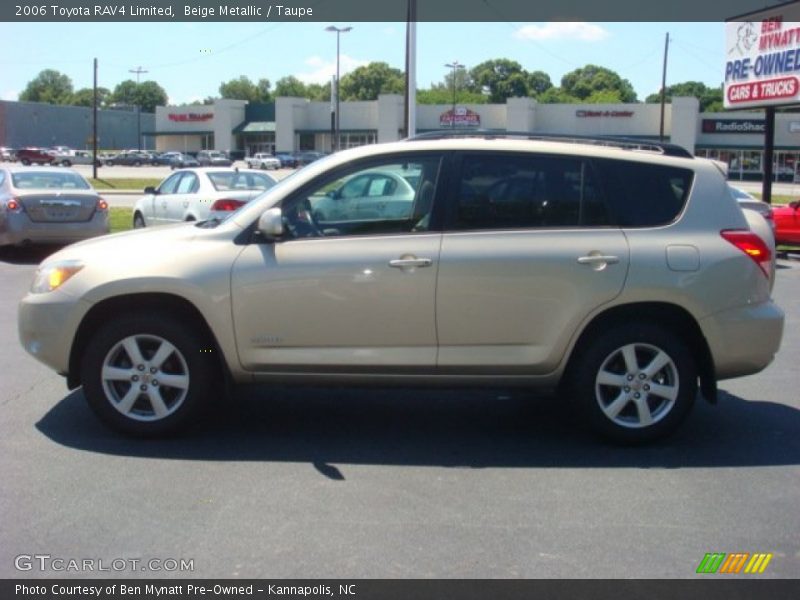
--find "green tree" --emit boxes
[71,87,111,108]
[416,88,488,105]
[274,76,308,97]
[645,81,723,112]
[218,76,272,103]
[469,59,527,102]
[339,62,404,101]
[537,87,580,104]
[527,71,553,98]
[560,64,637,103]
[306,82,331,102]
[202,96,218,105]
[111,79,167,112]
[19,69,74,104]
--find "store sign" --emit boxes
[168,113,213,122]
[575,110,634,118]
[439,107,480,128]
[724,4,800,109]
[702,119,766,134]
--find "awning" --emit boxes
[233,121,276,134]
[142,131,214,136]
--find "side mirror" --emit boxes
[257,207,284,239]
[144,186,158,195]
[326,189,338,199]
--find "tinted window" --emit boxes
[595,159,693,227]
[281,157,441,238]
[453,154,608,230]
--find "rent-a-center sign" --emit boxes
[725,3,800,109]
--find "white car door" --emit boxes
[147,172,182,226]
[164,171,200,223]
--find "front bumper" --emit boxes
[18,291,90,376]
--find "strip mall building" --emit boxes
[150,95,800,181]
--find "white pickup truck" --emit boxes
[245,153,281,170]
[53,150,102,167]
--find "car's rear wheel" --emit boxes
[133,160,142,167]
[21,158,31,166]
[61,160,71,167]
[133,213,146,229]
[81,313,217,436]
[568,322,697,444]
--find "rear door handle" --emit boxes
[389,258,432,268]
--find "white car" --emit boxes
[132,168,277,228]
[246,153,281,170]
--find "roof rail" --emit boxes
[406,130,694,159]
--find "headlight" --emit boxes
[30,260,84,294]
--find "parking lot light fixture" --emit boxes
[325,25,352,151]
[444,61,465,128]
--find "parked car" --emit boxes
[168,153,200,170]
[53,150,103,167]
[245,153,281,170]
[132,167,277,228]
[275,153,298,168]
[294,151,326,167]
[104,151,150,167]
[0,147,16,162]
[772,200,800,245]
[0,166,109,246]
[196,150,232,167]
[311,168,417,222]
[16,147,56,166]
[150,151,182,166]
[728,186,775,235]
[18,136,783,442]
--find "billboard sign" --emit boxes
[725,3,800,109]
[439,107,480,128]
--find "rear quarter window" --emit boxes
[594,159,693,227]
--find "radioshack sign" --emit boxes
[725,4,800,109]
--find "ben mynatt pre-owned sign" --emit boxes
[725,3,800,109]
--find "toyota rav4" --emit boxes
[18,135,784,442]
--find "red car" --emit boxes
[773,201,800,245]
[16,147,55,166]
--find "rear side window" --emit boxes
[452,154,609,230]
[595,159,693,227]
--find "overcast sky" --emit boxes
[0,21,725,104]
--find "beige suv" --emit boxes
[18,136,784,442]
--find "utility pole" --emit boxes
[92,58,98,180]
[129,66,148,150]
[325,26,352,151]
[659,33,670,142]
[404,0,417,138]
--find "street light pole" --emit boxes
[325,26,352,152]
[129,66,148,151]
[444,61,464,128]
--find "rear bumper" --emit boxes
[700,300,785,380]
[0,212,109,246]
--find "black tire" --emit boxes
[567,322,697,444]
[61,160,71,167]
[133,160,142,167]
[21,158,31,166]
[80,313,217,436]
[133,213,146,229]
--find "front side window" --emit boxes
[452,153,608,231]
[280,156,441,239]
[158,173,183,195]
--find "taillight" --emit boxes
[720,230,772,277]
[210,198,245,211]
[6,198,21,212]
[96,198,108,211]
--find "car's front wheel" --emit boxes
[80,313,217,436]
[568,322,697,444]
[133,213,146,229]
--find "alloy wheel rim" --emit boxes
[101,334,189,422]
[594,342,679,429]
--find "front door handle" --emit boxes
[389,257,432,269]
[577,254,620,265]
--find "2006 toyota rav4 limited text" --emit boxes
[18,136,784,443]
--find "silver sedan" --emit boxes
[132,167,278,228]
[0,166,109,247]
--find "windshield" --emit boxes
[11,171,91,190]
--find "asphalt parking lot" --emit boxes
[0,246,798,579]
